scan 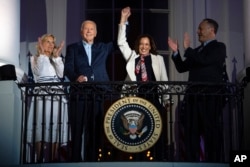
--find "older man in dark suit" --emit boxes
[64,20,114,162]
[168,18,228,162]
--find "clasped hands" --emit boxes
[76,75,88,83]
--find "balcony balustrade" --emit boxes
[18,81,245,164]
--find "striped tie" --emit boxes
[135,56,148,81]
[140,57,148,81]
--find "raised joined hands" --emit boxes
[120,6,131,24]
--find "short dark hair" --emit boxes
[203,18,219,34]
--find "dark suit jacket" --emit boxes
[172,40,226,82]
[64,41,114,161]
[64,41,114,83]
[172,40,227,161]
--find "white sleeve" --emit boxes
[51,56,64,78]
[117,24,134,61]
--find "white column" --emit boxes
[0,81,22,166]
[243,0,250,66]
[0,0,20,66]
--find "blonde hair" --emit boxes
[36,34,57,56]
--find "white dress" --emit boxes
[27,55,69,143]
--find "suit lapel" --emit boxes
[201,40,217,52]
[151,54,160,81]
[91,44,99,65]
[77,42,86,56]
[126,56,136,81]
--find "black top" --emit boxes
[135,55,156,81]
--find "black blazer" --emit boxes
[172,40,227,82]
[64,41,114,83]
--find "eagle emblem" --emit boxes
[121,110,148,139]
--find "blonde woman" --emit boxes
[27,34,69,162]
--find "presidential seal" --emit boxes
[104,96,162,153]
